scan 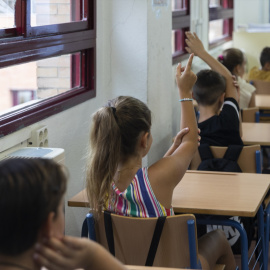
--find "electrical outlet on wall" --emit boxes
[28,126,49,147]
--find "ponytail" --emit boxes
[86,96,151,217]
[86,106,121,217]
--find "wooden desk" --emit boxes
[68,171,270,270]
[242,122,270,146]
[255,95,270,110]
[171,170,269,217]
[68,171,270,216]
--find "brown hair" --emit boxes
[193,69,226,106]
[217,48,244,75]
[260,47,270,68]
[0,158,67,256]
[86,96,151,216]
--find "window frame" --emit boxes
[208,0,234,49]
[0,0,96,137]
[172,0,190,65]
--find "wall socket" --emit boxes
[28,126,49,147]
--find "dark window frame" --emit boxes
[0,0,96,137]
[172,0,190,65]
[209,0,234,49]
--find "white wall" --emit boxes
[234,0,270,28]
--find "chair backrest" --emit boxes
[89,213,200,269]
[190,145,261,173]
[252,80,270,95]
[242,107,260,122]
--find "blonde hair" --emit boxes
[86,96,151,216]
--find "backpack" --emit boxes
[197,144,243,172]
[196,144,255,254]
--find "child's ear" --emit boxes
[140,132,150,150]
[38,212,55,239]
[219,93,225,104]
[264,62,270,71]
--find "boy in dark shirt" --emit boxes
[185,32,243,146]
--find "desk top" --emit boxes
[242,122,270,146]
[172,170,269,217]
[68,171,270,218]
[255,95,270,110]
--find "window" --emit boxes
[172,0,190,65]
[0,0,96,136]
[209,0,234,48]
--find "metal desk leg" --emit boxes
[265,203,270,262]
[197,219,249,270]
[257,205,268,270]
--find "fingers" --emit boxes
[34,243,64,270]
[176,62,182,77]
[193,32,199,39]
[185,47,192,54]
[185,53,194,71]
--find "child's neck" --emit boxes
[198,105,220,123]
[114,157,142,191]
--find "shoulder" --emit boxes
[223,97,240,113]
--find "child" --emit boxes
[0,158,126,270]
[86,54,236,269]
[248,46,270,82]
[185,32,243,146]
[218,48,256,109]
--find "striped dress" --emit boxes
[106,167,174,217]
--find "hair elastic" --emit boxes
[218,55,224,61]
[179,98,193,102]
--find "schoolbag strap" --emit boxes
[198,144,214,161]
[145,216,167,266]
[223,145,243,162]
[104,211,115,256]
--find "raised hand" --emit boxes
[185,31,205,56]
[175,53,197,95]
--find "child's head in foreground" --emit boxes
[193,69,226,106]
[0,158,67,256]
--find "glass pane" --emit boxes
[0,52,81,115]
[172,30,184,54]
[172,0,188,11]
[31,0,83,26]
[0,0,16,29]
[209,19,223,43]
[209,0,221,7]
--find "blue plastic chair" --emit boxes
[82,212,203,269]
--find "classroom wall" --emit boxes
[0,0,269,237]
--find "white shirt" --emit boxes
[238,76,256,109]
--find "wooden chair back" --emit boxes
[242,107,260,122]
[94,213,200,268]
[190,145,261,173]
[252,80,270,95]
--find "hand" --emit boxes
[173,128,201,149]
[33,236,95,270]
[176,53,197,94]
[173,127,190,147]
[185,32,206,56]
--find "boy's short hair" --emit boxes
[260,47,270,68]
[193,69,226,106]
